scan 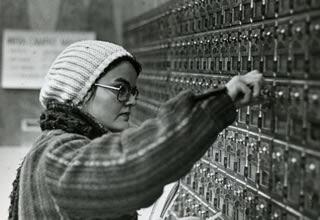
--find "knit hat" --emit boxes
[39,40,139,108]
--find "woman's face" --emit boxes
[84,61,138,132]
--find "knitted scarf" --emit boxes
[8,101,137,220]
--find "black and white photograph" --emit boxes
[0,0,319,220]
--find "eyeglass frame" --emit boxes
[94,83,139,103]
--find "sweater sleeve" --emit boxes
[44,89,236,219]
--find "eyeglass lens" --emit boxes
[118,85,139,101]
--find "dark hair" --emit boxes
[80,56,142,106]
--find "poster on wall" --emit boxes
[1,29,96,89]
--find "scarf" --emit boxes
[9,101,137,220]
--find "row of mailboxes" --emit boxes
[133,14,320,79]
[162,16,319,78]
[132,73,320,220]
[125,1,320,220]
[124,0,320,46]
[177,156,319,220]
[135,72,320,149]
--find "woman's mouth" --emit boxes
[119,112,130,120]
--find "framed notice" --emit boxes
[1,29,96,89]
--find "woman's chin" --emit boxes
[108,121,130,132]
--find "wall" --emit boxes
[0,0,118,146]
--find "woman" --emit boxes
[9,40,263,220]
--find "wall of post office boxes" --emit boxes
[123,0,320,219]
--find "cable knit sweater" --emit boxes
[18,89,236,220]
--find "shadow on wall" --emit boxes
[0,146,30,220]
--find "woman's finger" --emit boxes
[237,82,252,106]
[252,80,261,98]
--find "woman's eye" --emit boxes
[114,84,124,89]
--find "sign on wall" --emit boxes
[1,29,96,89]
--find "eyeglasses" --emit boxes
[94,83,139,102]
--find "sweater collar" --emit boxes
[40,101,109,139]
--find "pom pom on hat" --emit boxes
[39,40,138,108]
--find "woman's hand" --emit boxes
[226,70,264,108]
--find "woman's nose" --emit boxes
[125,94,137,106]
